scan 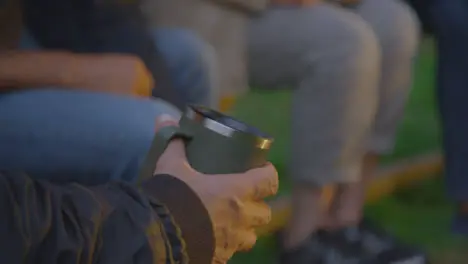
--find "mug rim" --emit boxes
[185,105,274,149]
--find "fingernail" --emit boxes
[158,114,177,123]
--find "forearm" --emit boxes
[0,51,77,89]
[0,51,146,96]
[142,174,215,264]
[0,171,214,263]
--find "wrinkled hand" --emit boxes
[153,115,279,263]
[76,54,153,97]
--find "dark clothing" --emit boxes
[0,171,214,264]
[404,0,434,34]
[0,0,22,50]
[431,0,468,201]
[22,0,185,109]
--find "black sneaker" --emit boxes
[278,231,363,264]
[334,219,429,264]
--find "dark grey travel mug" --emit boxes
[139,105,274,180]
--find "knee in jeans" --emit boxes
[155,29,213,67]
[153,29,216,105]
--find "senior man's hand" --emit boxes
[153,115,279,263]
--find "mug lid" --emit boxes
[185,105,273,149]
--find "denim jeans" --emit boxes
[0,28,214,184]
[431,0,468,200]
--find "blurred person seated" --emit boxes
[144,0,426,262]
[430,0,468,236]
[248,0,424,263]
[0,117,279,263]
[0,0,216,184]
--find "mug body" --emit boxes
[180,105,273,174]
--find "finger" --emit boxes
[213,226,236,263]
[232,163,279,200]
[243,202,272,227]
[155,114,187,161]
[155,114,178,132]
[236,229,257,252]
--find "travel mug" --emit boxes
[139,105,273,180]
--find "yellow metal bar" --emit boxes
[219,96,237,113]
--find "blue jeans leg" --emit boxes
[431,0,468,201]
[152,29,216,107]
[0,90,180,184]
[0,28,215,184]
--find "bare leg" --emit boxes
[282,185,325,249]
[329,153,379,227]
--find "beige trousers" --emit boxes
[248,0,420,185]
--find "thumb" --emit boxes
[155,114,187,162]
[155,114,179,132]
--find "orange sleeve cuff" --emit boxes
[132,66,154,97]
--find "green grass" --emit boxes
[230,178,468,264]
[367,178,468,262]
[367,178,467,251]
[382,38,440,163]
[228,39,446,263]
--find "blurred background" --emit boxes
[225,17,467,263]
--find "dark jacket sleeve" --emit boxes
[0,171,214,264]
[21,0,185,109]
